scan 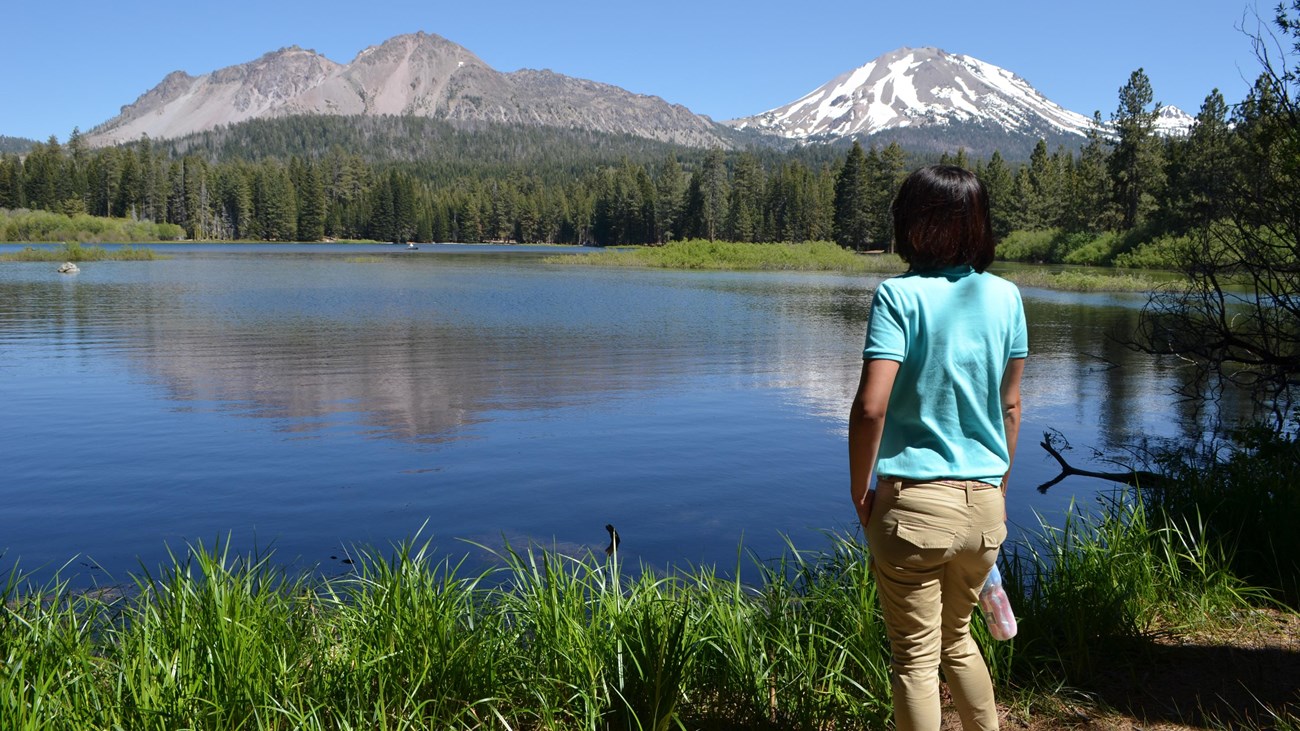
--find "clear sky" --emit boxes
[0,0,1271,142]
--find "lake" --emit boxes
[0,244,1222,586]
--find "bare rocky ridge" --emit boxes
[86,32,732,148]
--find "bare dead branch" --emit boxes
[1035,430,1177,493]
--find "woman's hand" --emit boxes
[855,489,876,529]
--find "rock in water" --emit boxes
[57,262,80,274]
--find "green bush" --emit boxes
[996,229,1060,263]
[1113,233,1196,270]
[1062,231,1124,266]
[0,208,184,244]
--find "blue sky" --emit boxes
[1,0,1269,141]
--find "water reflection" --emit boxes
[0,251,1255,584]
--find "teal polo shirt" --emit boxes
[863,265,1028,486]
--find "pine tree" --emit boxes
[1024,139,1054,229]
[832,141,872,249]
[0,154,24,209]
[295,160,327,242]
[1070,111,1113,232]
[252,162,297,241]
[183,157,210,240]
[698,149,729,242]
[654,155,687,242]
[982,151,1016,238]
[874,143,908,251]
[1174,89,1235,229]
[1109,68,1166,230]
[113,152,141,219]
[727,153,765,242]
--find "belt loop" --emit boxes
[964,480,973,506]
[893,478,903,497]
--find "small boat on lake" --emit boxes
[406,242,419,250]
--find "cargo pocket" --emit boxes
[982,523,1008,550]
[894,521,957,551]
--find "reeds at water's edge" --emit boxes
[0,496,1289,730]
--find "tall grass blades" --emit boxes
[1146,427,1300,603]
[0,514,1280,728]
[108,541,313,730]
[1003,495,1264,688]
[493,544,618,729]
[0,564,111,731]
[686,537,891,730]
[311,538,510,730]
[609,575,697,731]
[686,561,774,727]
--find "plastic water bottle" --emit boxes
[979,563,1017,641]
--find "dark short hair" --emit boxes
[891,165,995,273]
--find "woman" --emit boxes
[848,165,1026,731]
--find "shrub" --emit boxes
[996,229,1059,263]
[1062,232,1124,266]
[1113,233,1196,270]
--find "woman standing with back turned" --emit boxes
[848,165,1026,731]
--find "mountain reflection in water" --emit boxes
[0,245,1249,585]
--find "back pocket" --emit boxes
[894,521,957,551]
[982,523,1008,550]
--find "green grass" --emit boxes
[549,240,1167,292]
[2,493,1287,730]
[997,268,1163,292]
[1003,495,1268,685]
[0,241,162,262]
[343,255,386,263]
[545,239,909,274]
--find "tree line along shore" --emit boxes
[0,62,1262,275]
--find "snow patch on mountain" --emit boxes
[729,47,1096,141]
[1154,105,1195,136]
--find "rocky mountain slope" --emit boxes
[83,36,1194,156]
[86,33,732,149]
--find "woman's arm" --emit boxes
[848,358,900,528]
[999,358,1026,493]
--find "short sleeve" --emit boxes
[1009,287,1028,359]
[863,284,906,362]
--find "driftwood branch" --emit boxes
[1035,431,1176,493]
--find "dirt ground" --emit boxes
[941,609,1300,730]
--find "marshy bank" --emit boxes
[0,240,162,262]
[4,486,1296,731]
[546,239,1167,293]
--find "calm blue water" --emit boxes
[0,244,1211,585]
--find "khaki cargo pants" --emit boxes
[866,477,1007,731]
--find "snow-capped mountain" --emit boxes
[730,47,1097,142]
[83,36,1194,155]
[1154,105,1195,136]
